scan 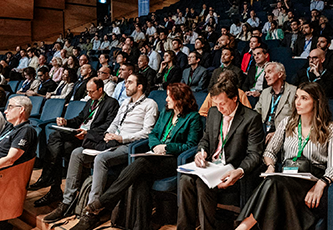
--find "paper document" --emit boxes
[130,150,173,157]
[82,147,117,156]
[51,125,78,133]
[260,172,318,181]
[177,162,235,188]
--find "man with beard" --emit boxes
[294,22,318,57]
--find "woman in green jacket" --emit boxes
[81,82,203,230]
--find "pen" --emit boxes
[201,148,205,167]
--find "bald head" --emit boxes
[98,66,111,80]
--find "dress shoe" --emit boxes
[28,176,55,191]
[69,212,100,230]
[43,202,69,223]
[34,189,63,207]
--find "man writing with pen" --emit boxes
[177,76,265,230]
[29,77,119,207]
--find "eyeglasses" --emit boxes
[308,56,319,61]
[86,89,98,94]
[7,104,22,111]
[37,74,43,77]
[97,71,108,75]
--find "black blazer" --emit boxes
[67,94,119,136]
[65,76,93,102]
[198,104,264,174]
[156,66,182,90]
[293,36,318,56]
[176,51,188,71]
[140,66,156,94]
[37,79,57,95]
[242,65,268,92]
[281,32,301,50]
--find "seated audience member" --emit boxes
[175,12,186,25]
[310,0,324,12]
[236,82,332,230]
[294,22,318,57]
[146,21,156,37]
[109,34,119,49]
[50,57,64,83]
[265,21,284,40]
[262,14,274,34]
[272,1,283,20]
[46,68,76,99]
[52,43,62,59]
[177,77,264,230]
[98,54,110,68]
[236,23,252,42]
[138,55,156,93]
[67,83,201,229]
[5,52,19,71]
[226,2,239,18]
[56,34,64,45]
[43,74,158,223]
[156,30,173,53]
[181,51,208,92]
[277,7,288,27]
[92,35,101,53]
[112,63,134,105]
[255,62,296,143]
[9,49,29,80]
[35,54,48,76]
[316,35,333,72]
[0,65,6,85]
[82,66,115,101]
[230,18,242,36]
[242,47,269,106]
[27,48,39,70]
[99,35,110,53]
[318,15,333,38]
[195,38,212,68]
[156,50,182,90]
[130,24,146,43]
[72,47,81,59]
[60,49,68,66]
[241,36,262,73]
[199,70,251,117]
[282,10,295,33]
[16,67,40,94]
[111,22,121,35]
[172,38,188,71]
[139,42,161,71]
[66,64,93,102]
[112,51,128,78]
[246,10,260,28]
[0,96,37,169]
[124,37,140,65]
[184,28,199,45]
[295,48,333,99]
[209,48,243,89]
[206,25,219,44]
[63,55,79,72]
[29,78,120,207]
[282,19,301,53]
[25,67,57,97]
[77,54,89,79]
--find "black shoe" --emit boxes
[69,213,100,230]
[34,189,63,207]
[43,202,69,223]
[28,176,55,191]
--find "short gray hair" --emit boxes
[11,96,32,118]
[265,61,286,80]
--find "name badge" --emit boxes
[283,167,299,173]
[79,124,88,131]
[213,160,222,165]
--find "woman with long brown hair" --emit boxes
[236,82,333,230]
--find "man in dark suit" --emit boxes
[26,67,57,97]
[29,78,119,207]
[172,38,188,71]
[281,19,301,53]
[294,22,318,57]
[181,51,208,92]
[138,54,156,94]
[177,77,264,230]
[317,35,333,72]
[66,64,93,102]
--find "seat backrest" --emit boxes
[5,94,21,110]
[40,99,65,121]
[64,100,86,120]
[29,96,45,117]
[8,80,21,92]
[0,157,35,221]
[194,92,208,109]
[148,90,167,112]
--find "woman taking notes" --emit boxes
[236,82,333,230]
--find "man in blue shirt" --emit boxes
[112,63,134,105]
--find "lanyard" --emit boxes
[304,38,312,51]
[161,114,177,143]
[306,67,327,82]
[116,69,120,77]
[83,94,105,124]
[267,94,282,123]
[119,96,146,126]
[39,79,50,90]
[139,66,149,74]
[218,118,228,161]
[0,129,12,141]
[293,118,311,161]
[253,66,264,88]
[163,66,173,82]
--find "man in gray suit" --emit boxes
[255,62,296,144]
[181,51,208,92]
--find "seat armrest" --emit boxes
[128,138,149,164]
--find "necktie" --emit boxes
[213,115,232,160]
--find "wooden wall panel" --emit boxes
[66,0,96,6]
[0,0,34,19]
[0,19,31,50]
[32,9,63,41]
[64,4,97,30]
[35,0,66,9]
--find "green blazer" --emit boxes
[149,109,202,156]
[265,29,284,40]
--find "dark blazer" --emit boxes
[176,51,188,71]
[66,94,120,136]
[149,109,203,156]
[209,64,244,90]
[140,67,156,94]
[199,51,212,68]
[206,32,219,44]
[37,79,57,95]
[293,36,318,56]
[281,32,301,51]
[242,65,268,92]
[65,76,93,102]
[324,50,333,73]
[156,66,182,90]
[181,65,208,92]
[295,68,333,99]
[198,104,264,174]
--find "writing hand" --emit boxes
[194,150,207,168]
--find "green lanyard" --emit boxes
[116,69,120,77]
[161,114,176,143]
[253,66,264,88]
[83,94,104,124]
[163,66,173,82]
[293,118,311,161]
[218,119,228,160]
[139,66,149,74]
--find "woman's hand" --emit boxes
[159,61,167,73]
[265,164,275,173]
[304,180,326,208]
[153,144,166,155]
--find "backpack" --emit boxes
[74,175,93,216]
